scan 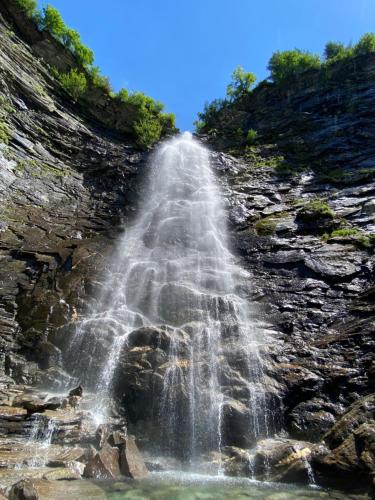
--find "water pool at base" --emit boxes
[100,471,362,500]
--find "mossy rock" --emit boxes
[297,199,334,222]
[255,217,277,236]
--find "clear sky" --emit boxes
[37,0,375,131]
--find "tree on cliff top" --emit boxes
[226,66,256,101]
[268,50,321,84]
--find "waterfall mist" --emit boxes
[64,132,271,464]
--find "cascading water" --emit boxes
[65,132,271,464]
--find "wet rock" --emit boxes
[252,438,326,484]
[69,386,83,398]
[46,447,85,467]
[313,394,375,488]
[119,436,148,479]
[41,468,81,481]
[9,479,38,500]
[222,400,254,448]
[9,479,106,500]
[83,446,120,479]
[95,424,111,449]
[289,399,339,440]
[323,393,375,449]
[222,446,251,477]
[0,406,27,420]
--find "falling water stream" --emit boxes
[66,132,270,466]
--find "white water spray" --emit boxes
[66,132,270,462]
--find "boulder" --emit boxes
[252,438,326,484]
[289,398,339,441]
[222,400,254,448]
[69,386,83,398]
[83,446,120,479]
[222,446,252,476]
[9,479,106,500]
[324,393,375,449]
[9,479,38,500]
[119,436,148,479]
[312,394,375,488]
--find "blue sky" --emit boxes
[38,0,375,131]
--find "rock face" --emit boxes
[200,49,374,493]
[0,4,147,389]
[312,394,375,488]
[207,144,374,456]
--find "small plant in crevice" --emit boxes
[330,228,359,238]
[0,121,11,144]
[297,199,335,222]
[246,129,258,145]
[255,217,277,236]
[323,227,375,251]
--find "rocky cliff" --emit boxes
[0,5,148,388]
[0,1,374,496]
[202,56,375,490]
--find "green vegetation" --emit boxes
[297,199,335,222]
[226,66,256,101]
[134,115,163,149]
[194,65,255,133]
[330,228,359,237]
[38,5,94,67]
[354,33,375,56]
[0,121,11,144]
[268,50,321,85]
[196,32,375,134]
[246,129,258,145]
[14,0,38,18]
[89,66,112,93]
[13,2,175,148]
[255,217,277,236]
[323,227,375,250]
[59,69,87,101]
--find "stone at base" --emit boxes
[83,446,120,479]
[119,437,148,479]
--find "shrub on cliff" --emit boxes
[41,5,65,38]
[159,112,176,131]
[324,41,353,62]
[40,6,94,67]
[354,33,375,56]
[226,66,256,101]
[196,99,227,131]
[89,66,112,93]
[15,0,38,18]
[246,129,258,145]
[134,114,163,148]
[268,50,321,84]
[59,69,87,101]
[13,1,175,147]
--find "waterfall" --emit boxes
[65,132,270,463]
